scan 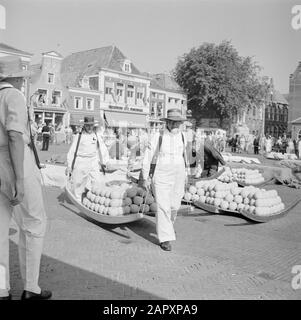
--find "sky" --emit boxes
[0,0,300,94]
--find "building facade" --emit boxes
[264,89,289,138]
[288,61,301,134]
[61,47,187,130]
[152,73,187,117]
[61,46,151,131]
[29,51,69,130]
[0,42,33,100]
[291,117,301,141]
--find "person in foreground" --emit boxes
[0,56,51,300]
[66,116,110,201]
[140,109,188,252]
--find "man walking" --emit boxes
[140,109,188,252]
[41,122,50,151]
[0,56,51,300]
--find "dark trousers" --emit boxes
[42,136,50,151]
[254,146,259,154]
[201,165,218,178]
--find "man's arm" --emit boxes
[204,141,226,166]
[7,130,24,206]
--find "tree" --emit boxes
[174,41,268,127]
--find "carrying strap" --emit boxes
[0,86,42,169]
[71,129,82,173]
[148,130,163,178]
[149,131,187,179]
[94,132,106,175]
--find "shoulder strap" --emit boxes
[148,130,163,178]
[181,132,188,168]
[71,130,82,173]
[94,132,106,175]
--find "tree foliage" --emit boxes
[174,41,268,125]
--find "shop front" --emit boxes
[34,109,67,131]
[104,110,147,131]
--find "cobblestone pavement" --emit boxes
[8,181,301,300]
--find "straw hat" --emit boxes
[80,116,99,126]
[160,108,187,122]
[0,56,33,80]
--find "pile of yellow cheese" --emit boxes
[183,179,284,217]
[82,183,158,216]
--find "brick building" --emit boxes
[29,51,68,130]
[61,46,150,130]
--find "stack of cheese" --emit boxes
[82,183,158,217]
[217,167,264,185]
[183,179,284,217]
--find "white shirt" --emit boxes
[67,131,109,168]
[142,129,187,179]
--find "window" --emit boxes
[151,92,157,98]
[137,92,143,99]
[86,98,94,110]
[123,60,131,73]
[105,87,113,94]
[127,90,134,98]
[48,73,54,84]
[116,83,124,97]
[127,85,134,98]
[157,102,163,117]
[37,89,47,105]
[74,96,83,109]
[150,102,156,116]
[89,77,99,90]
[51,90,61,106]
[158,93,164,100]
[168,97,172,103]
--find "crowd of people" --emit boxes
[228,133,301,158]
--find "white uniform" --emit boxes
[67,131,110,201]
[0,82,46,297]
[142,129,187,243]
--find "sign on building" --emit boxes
[0,5,6,29]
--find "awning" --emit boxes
[104,111,147,128]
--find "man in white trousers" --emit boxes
[140,109,187,251]
[0,56,51,300]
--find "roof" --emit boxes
[0,43,33,56]
[291,116,301,124]
[61,46,143,87]
[42,51,63,58]
[267,89,289,105]
[151,73,185,94]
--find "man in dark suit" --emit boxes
[41,122,50,151]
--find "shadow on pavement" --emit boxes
[57,191,158,245]
[8,239,163,300]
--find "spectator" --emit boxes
[253,135,260,154]
[41,122,51,151]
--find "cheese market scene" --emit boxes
[0,0,301,301]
